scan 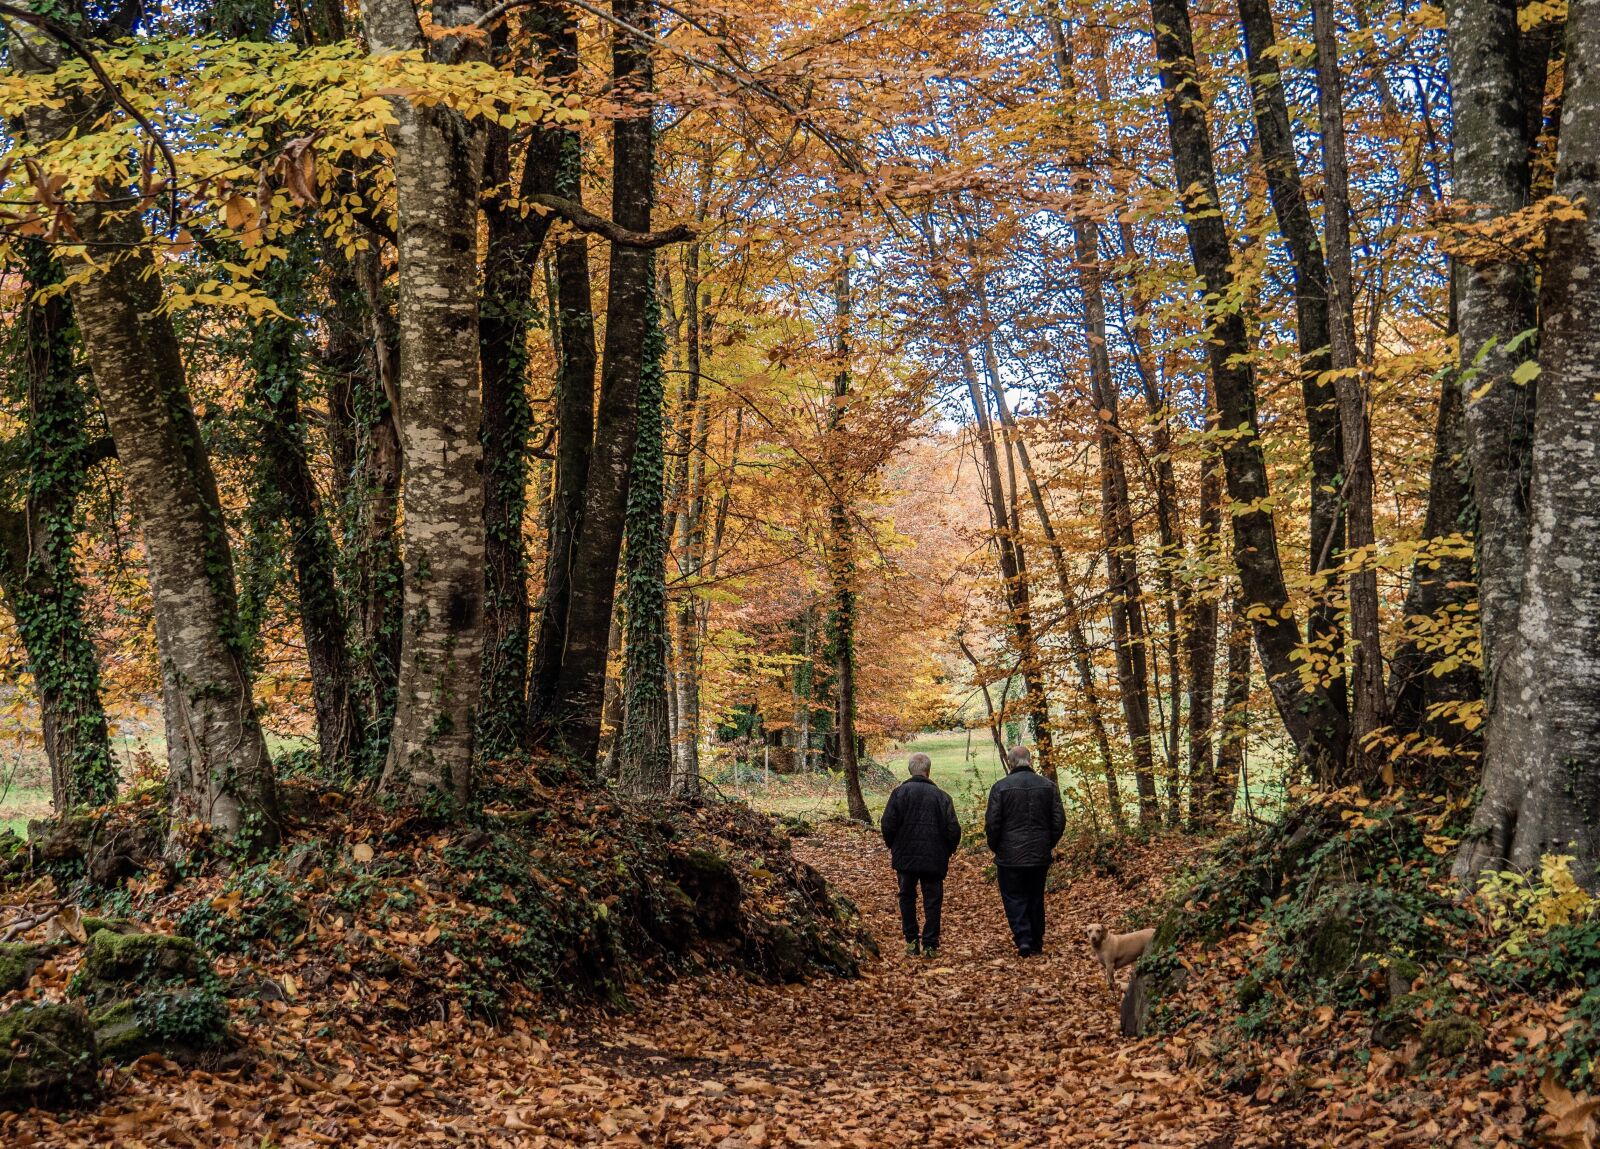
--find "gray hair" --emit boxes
[1006,744,1032,771]
[907,752,932,777]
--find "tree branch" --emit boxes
[0,2,181,235]
[526,193,693,247]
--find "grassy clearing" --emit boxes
[719,729,1009,826]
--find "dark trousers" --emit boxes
[896,871,944,948]
[996,864,1049,953]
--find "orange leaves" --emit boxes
[1432,194,1589,265]
[1540,1073,1600,1149]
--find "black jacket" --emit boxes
[880,776,961,876]
[984,766,1065,868]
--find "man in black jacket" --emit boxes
[984,744,1066,956]
[880,752,961,956]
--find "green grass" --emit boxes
[720,729,1011,827]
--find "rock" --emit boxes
[0,1002,98,1109]
[1371,1010,1421,1050]
[1413,1015,1485,1069]
[90,988,230,1063]
[671,849,743,938]
[0,942,54,993]
[70,930,208,1005]
[1289,885,1437,988]
[1120,970,1149,1037]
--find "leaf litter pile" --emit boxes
[1,785,1597,1147]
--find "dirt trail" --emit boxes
[538,825,1251,1148]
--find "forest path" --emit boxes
[541,825,1251,1148]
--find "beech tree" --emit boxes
[1456,2,1600,881]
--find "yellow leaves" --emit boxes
[163,279,287,320]
[1434,194,1589,266]
[1519,0,1568,31]
[1477,854,1596,957]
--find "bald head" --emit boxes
[907,752,932,778]
[1007,744,1033,772]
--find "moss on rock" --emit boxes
[0,1002,97,1109]
[70,931,207,1005]
[90,987,230,1064]
[0,942,53,993]
[1414,1015,1485,1069]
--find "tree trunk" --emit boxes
[670,220,712,797]
[829,263,871,825]
[618,262,673,796]
[1213,590,1253,821]
[1236,0,1349,733]
[1310,0,1387,780]
[1185,447,1223,825]
[1457,5,1600,885]
[15,21,277,839]
[477,4,576,758]
[71,229,277,835]
[0,243,116,811]
[251,247,363,776]
[346,251,405,772]
[532,0,656,764]
[1147,0,1348,776]
[365,0,490,801]
[1443,0,1543,747]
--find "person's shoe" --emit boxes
[904,941,921,956]
[1016,946,1033,958]
[921,946,939,959]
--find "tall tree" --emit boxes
[1236,0,1349,741]
[249,244,364,776]
[0,243,116,811]
[531,0,658,764]
[14,21,278,839]
[1147,0,1348,776]
[617,264,673,795]
[829,259,871,825]
[1443,0,1544,710]
[364,0,490,801]
[1457,3,1600,884]
[1043,14,1159,823]
[1309,0,1386,777]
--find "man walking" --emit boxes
[985,744,1065,956]
[880,751,961,956]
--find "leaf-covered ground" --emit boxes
[2,817,1584,1146]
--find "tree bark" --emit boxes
[0,242,116,811]
[1185,447,1223,825]
[1444,0,1543,749]
[476,3,575,758]
[1457,4,1600,885]
[829,262,871,825]
[365,0,490,800]
[345,251,405,772]
[670,216,712,797]
[1148,0,1348,776]
[617,262,673,796]
[1310,0,1387,779]
[532,0,657,764]
[1236,0,1349,734]
[251,246,363,776]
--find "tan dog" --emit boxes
[1085,923,1155,989]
